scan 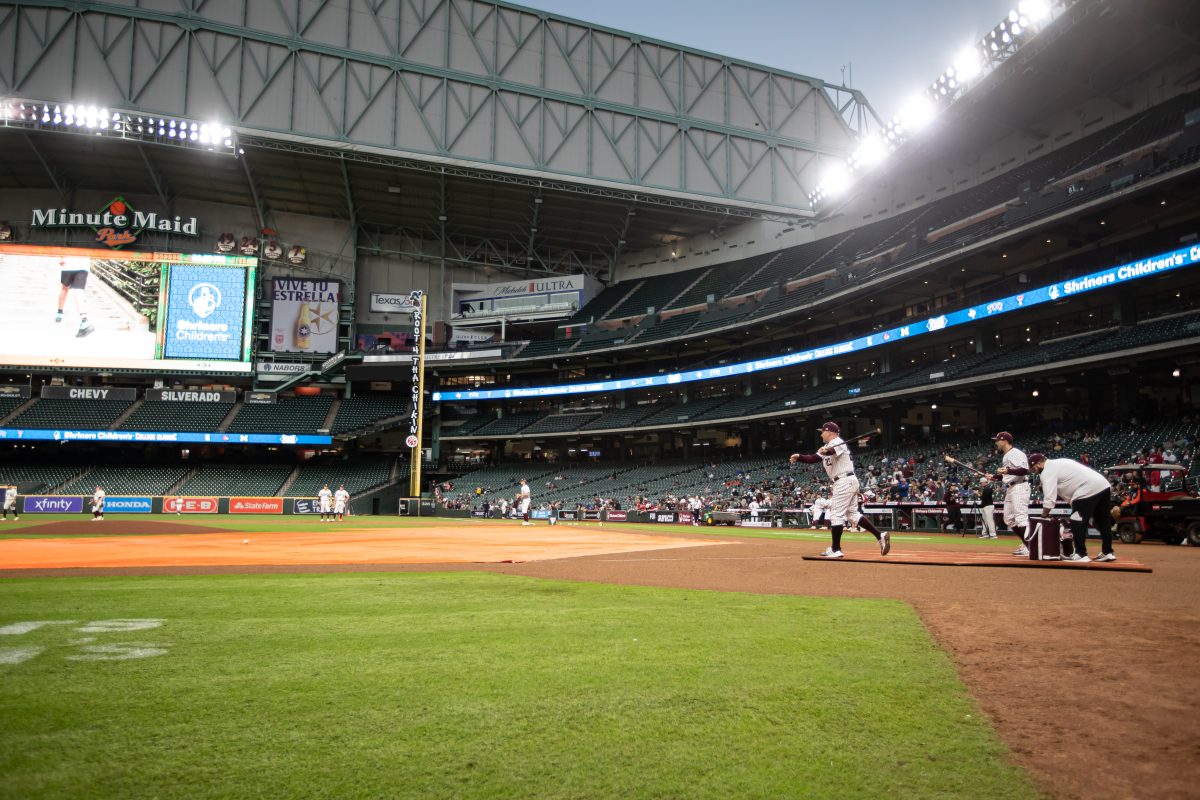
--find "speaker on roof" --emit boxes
[646,306,656,315]
[706,294,715,304]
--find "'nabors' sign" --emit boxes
[230,497,283,514]
[165,496,218,513]
[31,197,198,248]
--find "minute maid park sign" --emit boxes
[31,196,198,248]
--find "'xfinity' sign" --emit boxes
[434,244,1200,402]
[23,496,84,513]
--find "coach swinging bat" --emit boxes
[943,454,993,479]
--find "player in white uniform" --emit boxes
[333,485,350,522]
[318,484,333,522]
[517,479,532,525]
[1,485,18,520]
[1030,453,1117,562]
[91,486,105,521]
[791,422,890,558]
[809,496,831,529]
[991,432,1032,556]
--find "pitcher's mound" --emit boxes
[15,520,233,536]
[802,549,1151,573]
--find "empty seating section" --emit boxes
[449,415,497,435]
[176,464,293,496]
[520,413,602,434]
[0,464,80,492]
[607,275,696,320]
[473,413,542,436]
[119,401,233,432]
[580,404,661,430]
[290,455,396,497]
[636,396,732,427]
[517,338,578,359]
[666,265,733,309]
[0,396,25,421]
[634,312,702,343]
[572,329,637,352]
[449,464,554,496]
[563,284,629,326]
[330,394,408,434]
[9,398,132,430]
[61,465,191,495]
[226,396,334,434]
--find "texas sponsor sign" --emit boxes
[292,498,320,514]
[604,510,628,522]
[22,495,84,513]
[164,496,218,513]
[677,512,695,525]
[104,496,153,513]
[369,293,420,313]
[30,197,199,248]
[556,509,579,521]
[230,497,283,514]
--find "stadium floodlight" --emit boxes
[851,135,888,169]
[1019,0,1051,23]
[820,163,852,198]
[954,47,982,82]
[900,95,937,131]
[1,97,238,155]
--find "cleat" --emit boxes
[818,548,844,559]
[1062,553,1083,562]
[879,530,891,556]
[1094,553,1116,563]
[76,322,95,338]
[1076,555,1091,563]
[1012,544,1029,557]
[55,311,63,323]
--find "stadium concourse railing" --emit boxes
[427,502,1093,534]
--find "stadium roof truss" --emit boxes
[0,0,874,220]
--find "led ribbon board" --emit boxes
[434,245,1200,402]
[0,430,331,445]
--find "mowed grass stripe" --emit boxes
[0,573,1035,799]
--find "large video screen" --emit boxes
[0,244,256,372]
[271,278,340,354]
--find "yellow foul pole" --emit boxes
[408,292,428,509]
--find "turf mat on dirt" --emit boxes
[0,571,1037,800]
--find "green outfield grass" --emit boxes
[0,572,1036,799]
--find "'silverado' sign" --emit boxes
[434,245,1200,402]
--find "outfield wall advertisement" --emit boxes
[0,244,256,372]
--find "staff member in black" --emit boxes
[977,477,997,539]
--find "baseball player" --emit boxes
[1,485,18,520]
[1029,453,1117,562]
[977,477,998,539]
[517,479,532,526]
[809,495,831,529]
[790,422,890,558]
[333,484,350,522]
[991,432,1031,556]
[318,484,333,522]
[91,485,105,521]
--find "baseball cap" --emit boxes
[1028,453,1047,466]
[818,421,840,434]
[991,431,1014,443]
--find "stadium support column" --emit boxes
[439,172,448,326]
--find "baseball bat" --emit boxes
[943,454,992,479]
[839,427,882,447]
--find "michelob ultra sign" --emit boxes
[271,279,340,354]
